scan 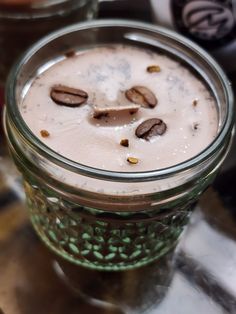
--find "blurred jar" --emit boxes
[150,0,236,73]
[0,0,98,87]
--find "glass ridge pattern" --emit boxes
[25,181,191,271]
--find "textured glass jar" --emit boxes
[0,0,98,87]
[4,20,234,273]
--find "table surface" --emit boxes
[1,1,236,313]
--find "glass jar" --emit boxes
[150,0,236,73]
[0,0,98,87]
[3,19,234,309]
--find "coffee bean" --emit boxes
[135,118,167,140]
[125,86,157,108]
[50,85,88,107]
[147,65,161,73]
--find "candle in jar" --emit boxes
[20,45,218,172]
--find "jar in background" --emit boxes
[150,0,236,173]
[3,20,234,310]
[0,0,98,87]
[150,0,236,73]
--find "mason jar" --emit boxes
[0,0,98,87]
[3,20,234,310]
[150,0,236,73]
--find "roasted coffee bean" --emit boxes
[135,118,167,140]
[50,85,88,107]
[147,65,161,73]
[125,86,157,108]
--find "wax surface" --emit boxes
[21,45,218,172]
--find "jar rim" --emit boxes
[5,19,235,183]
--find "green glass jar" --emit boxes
[4,20,234,274]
